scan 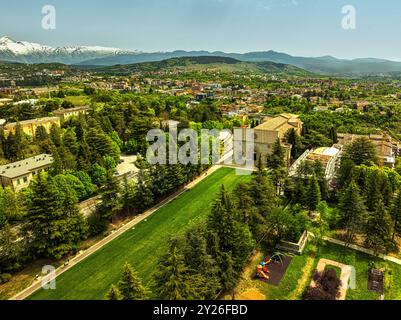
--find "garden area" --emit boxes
[234,241,401,300]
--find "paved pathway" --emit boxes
[311,258,353,300]
[323,236,401,266]
[10,165,222,300]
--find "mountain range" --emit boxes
[90,56,313,77]
[0,36,133,65]
[2,36,401,76]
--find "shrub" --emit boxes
[0,273,12,284]
[303,269,341,300]
[88,212,108,236]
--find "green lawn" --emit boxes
[28,167,251,300]
[251,242,401,300]
[64,95,90,106]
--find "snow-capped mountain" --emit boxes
[0,36,137,64]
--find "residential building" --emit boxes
[54,106,89,120]
[0,154,54,192]
[3,117,60,136]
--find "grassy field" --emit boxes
[64,95,90,106]
[242,242,401,300]
[28,167,251,300]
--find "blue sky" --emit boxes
[2,0,401,60]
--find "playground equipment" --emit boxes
[256,252,286,280]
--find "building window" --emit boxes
[23,177,28,183]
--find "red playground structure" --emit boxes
[256,252,285,281]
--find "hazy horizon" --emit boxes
[2,0,401,61]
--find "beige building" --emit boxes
[337,133,398,168]
[0,154,54,192]
[54,106,89,120]
[3,117,60,136]
[236,113,303,166]
[254,113,303,165]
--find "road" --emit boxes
[10,165,222,300]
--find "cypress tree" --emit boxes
[306,175,321,212]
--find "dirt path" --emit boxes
[10,165,222,301]
[289,255,315,300]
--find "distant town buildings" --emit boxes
[0,154,53,192]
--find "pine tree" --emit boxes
[219,252,238,300]
[342,137,378,166]
[97,170,122,221]
[249,170,277,216]
[49,144,63,175]
[183,223,221,298]
[63,128,79,156]
[121,177,136,215]
[365,200,393,254]
[365,170,383,212]
[267,138,286,170]
[233,182,255,224]
[306,175,321,212]
[207,186,254,264]
[77,140,92,171]
[0,187,22,225]
[86,128,120,165]
[26,173,87,259]
[117,263,149,300]
[50,123,62,147]
[390,192,401,240]
[0,224,25,273]
[34,125,49,143]
[12,123,28,160]
[338,181,367,244]
[133,169,154,213]
[106,285,123,300]
[153,242,193,300]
